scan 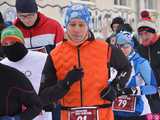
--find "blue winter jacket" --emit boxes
[114,51,157,117]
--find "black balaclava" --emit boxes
[3,42,28,62]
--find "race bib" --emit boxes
[68,107,99,120]
[113,95,136,112]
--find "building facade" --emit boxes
[0,0,160,34]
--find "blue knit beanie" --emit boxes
[116,31,134,47]
[16,0,38,13]
[65,4,91,27]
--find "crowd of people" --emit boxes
[0,0,160,120]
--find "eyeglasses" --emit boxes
[117,43,130,48]
[17,13,36,19]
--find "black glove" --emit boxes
[100,85,117,102]
[117,87,139,96]
[64,67,84,87]
[40,80,71,106]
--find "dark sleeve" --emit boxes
[15,71,42,120]
[110,45,132,88]
[39,55,58,93]
[39,55,70,110]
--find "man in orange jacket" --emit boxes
[39,4,131,120]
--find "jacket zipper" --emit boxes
[77,46,83,107]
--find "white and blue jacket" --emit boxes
[114,51,157,117]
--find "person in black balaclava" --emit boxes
[0,25,51,120]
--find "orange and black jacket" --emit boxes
[39,36,131,107]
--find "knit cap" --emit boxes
[1,26,24,44]
[116,31,134,47]
[16,0,38,13]
[137,10,157,33]
[111,17,124,29]
[64,4,91,27]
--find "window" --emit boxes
[144,0,157,10]
[114,0,118,5]
[120,0,127,6]
[114,0,129,6]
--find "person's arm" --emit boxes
[39,55,83,110]
[0,63,42,120]
[15,70,42,120]
[117,60,157,96]
[100,45,131,102]
[18,85,42,120]
[139,60,157,95]
[39,55,58,94]
[38,55,66,108]
[110,45,131,88]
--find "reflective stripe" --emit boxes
[24,34,55,48]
